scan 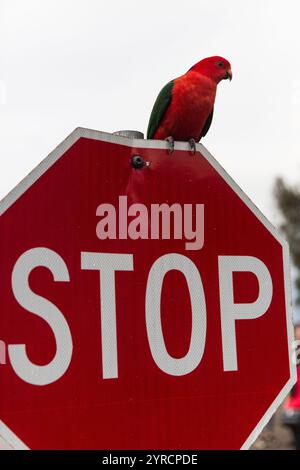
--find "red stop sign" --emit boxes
[0,129,296,449]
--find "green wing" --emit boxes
[200,108,214,139]
[147,80,174,139]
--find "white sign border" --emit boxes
[0,128,296,450]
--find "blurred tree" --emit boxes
[274,177,300,305]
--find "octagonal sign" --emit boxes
[0,128,296,449]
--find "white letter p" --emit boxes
[218,256,273,372]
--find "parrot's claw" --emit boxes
[165,136,175,154]
[188,138,197,155]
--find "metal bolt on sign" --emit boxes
[113,130,149,169]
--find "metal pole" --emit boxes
[113,130,144,139]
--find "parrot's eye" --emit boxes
[216,61,224,68]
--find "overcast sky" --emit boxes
[1,0,300,316]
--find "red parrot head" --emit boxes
[190,56,232,83]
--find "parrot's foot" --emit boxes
[188,138,197,155]
[165,136,175,154]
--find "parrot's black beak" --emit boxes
[225,69,232,81]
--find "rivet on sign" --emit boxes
[131,155,148,169]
